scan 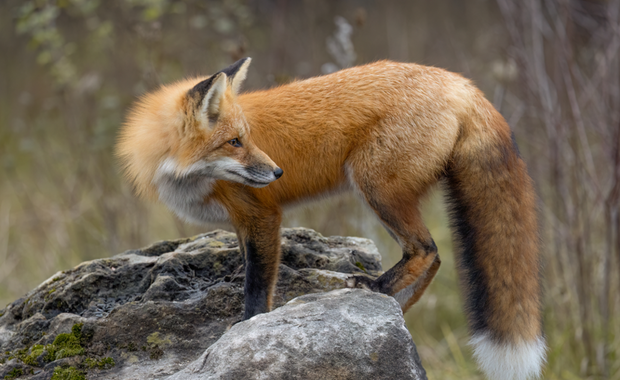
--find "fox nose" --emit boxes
[273,167,283,179]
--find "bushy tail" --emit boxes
[444,91,545,380]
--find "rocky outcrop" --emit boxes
[170,289,426,380]
[0,228,426,380]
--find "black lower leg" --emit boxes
[243,238,271,319]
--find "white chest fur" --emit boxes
[154,158,230,224]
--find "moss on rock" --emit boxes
[46,324,85,361]
[4,367,23,379]
[50,366,85,380]
[84,357,115,370]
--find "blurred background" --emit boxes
[1,0,618,378]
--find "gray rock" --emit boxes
[169,288,426,380]
[0,228,425,379]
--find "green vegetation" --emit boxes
[354,262,367,273]
[3,368,23,380]
[84,357,115,370]
[2,323,114,377]
[47,336,83,361]
[21,344,44,366]
[51,367,85,380]
[4,323,87,368]
[45,323,85,362]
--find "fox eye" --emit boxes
[228,138,242,147]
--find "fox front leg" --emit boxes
[235,210,282,320]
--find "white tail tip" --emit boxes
[470,332,546,380]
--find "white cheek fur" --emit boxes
[153,156,278,223]
[154,158,229,224]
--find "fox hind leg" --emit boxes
[347,174,440,312]
[395,254,440,311]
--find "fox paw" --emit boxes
[345,275,378,291]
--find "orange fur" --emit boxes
[116,59,544,379]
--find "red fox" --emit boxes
[117,58,545,380]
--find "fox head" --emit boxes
[117,58,282,201]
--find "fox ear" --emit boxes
[219,57,251,95]
[189,72,227,127]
